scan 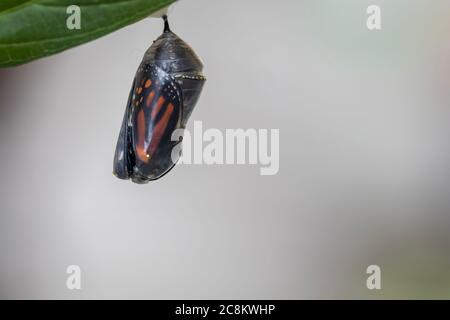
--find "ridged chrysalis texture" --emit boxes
[113,15,206,183]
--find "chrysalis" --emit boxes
[113,15,206,183]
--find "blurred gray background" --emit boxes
[1,0,450,299]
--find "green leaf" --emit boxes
[0,0,176,67]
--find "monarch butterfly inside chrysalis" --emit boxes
[113,15,206,184]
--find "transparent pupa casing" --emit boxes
[113,17,206,183]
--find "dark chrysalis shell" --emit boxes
[113,16,206,184]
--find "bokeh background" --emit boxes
[1,0,450,299]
